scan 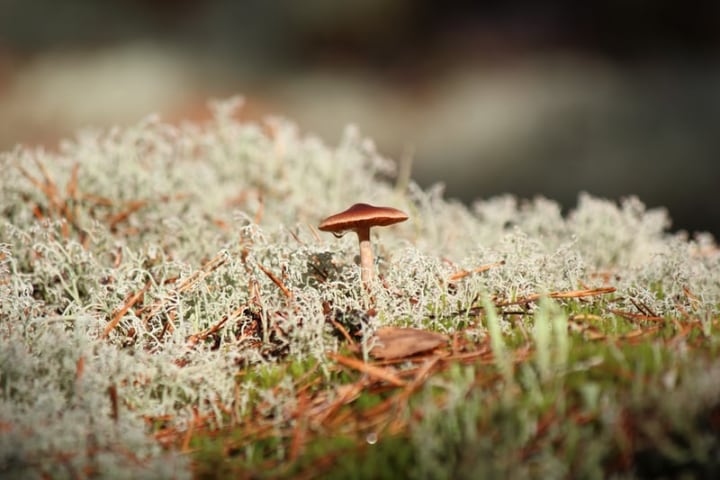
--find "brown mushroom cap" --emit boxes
[318,203,409,233]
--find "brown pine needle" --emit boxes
[157,311,176,342]
[571,313,604,322]
[211,217,229,230]
[355,358,440,434]
[31,157,64,218]
[141,252,229,326]
[81,192,114,206]
[328,353,406,387]
[329,318,355,344]
[16,164,45,192]
[609,309,664,323]
[314,380,367,426]
[307,224,321,243]
[75,356,85,382]
[630,298,657,317]
[17,163,64,217]
[257,263,293,299]
[289,391,309,462]
[625,326,661,341]
[448,260,505,282]
[547,287,616,299]
[66,163,80,199]
[253,191,264,224]
[181,408,200,452]
[639,301,658,318]
[445,347,495,363]
[186,304,247,347]
[392,356,440,406]
[287,227,305,245]
[108,384,119,422]
[31,204,44,220]
[495,287,616,307]
[59,163,81,232]
[60,220,70,240]
[176,250,229,294]
[103,281,151,338]
[683,286,699,302]
[107,200,147,231]
[33,156,57,192]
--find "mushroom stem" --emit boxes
[318,203,407,291]
[356,227,374,286]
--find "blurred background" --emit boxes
[1,0,718,237]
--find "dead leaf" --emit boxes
[370,327,448,360]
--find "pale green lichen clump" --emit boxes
[1,98,718,477]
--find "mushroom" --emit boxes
[318,203,408,286]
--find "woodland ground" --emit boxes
[1,99,719,479]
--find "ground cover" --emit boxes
[1,98,718,479]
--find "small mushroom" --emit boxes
[318,203,408,286]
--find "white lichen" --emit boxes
[0,98,718,478]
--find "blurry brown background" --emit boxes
[1,0,719,236]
